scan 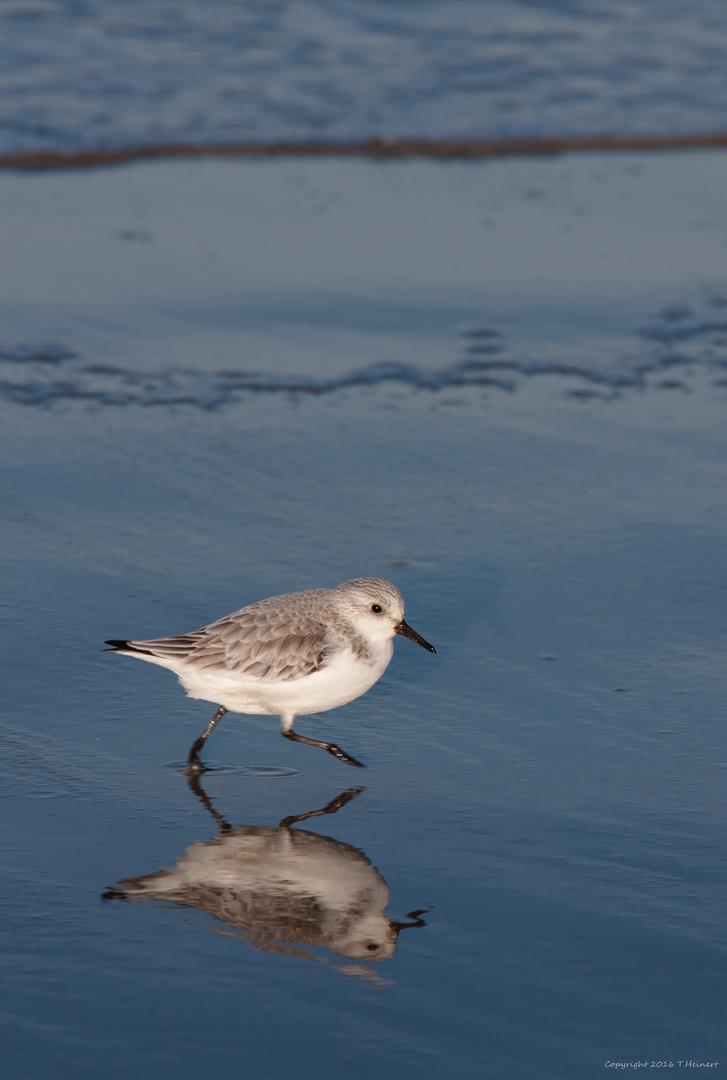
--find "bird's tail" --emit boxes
[104,639,155,656]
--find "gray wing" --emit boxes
[122,593,340,682]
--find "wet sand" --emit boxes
[1,152,726,1079]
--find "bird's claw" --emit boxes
[328,743,365,768]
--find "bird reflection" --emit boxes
[103,778,426,966]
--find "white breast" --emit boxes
[176,638,395,723]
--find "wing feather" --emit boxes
[123,590,341,682]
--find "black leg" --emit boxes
[186,705,227,774]
[282,728,364,768]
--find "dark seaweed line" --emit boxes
[3,132,727,171]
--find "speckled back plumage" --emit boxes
[120,578,405,683]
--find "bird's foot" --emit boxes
[326,743,365,768]
[282,728,365,767]
[184,755,209,776]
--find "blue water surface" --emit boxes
[1,150,726,1077]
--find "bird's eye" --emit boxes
[371,604,383,614]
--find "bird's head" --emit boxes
[335,578,435,653]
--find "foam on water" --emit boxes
[2,0,727,153]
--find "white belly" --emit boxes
[176,639,394,724]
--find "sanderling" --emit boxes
[105,577,435,770]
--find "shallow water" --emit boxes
[3,0,727,153]
[2,151,727,403]
[2,153,727,1077]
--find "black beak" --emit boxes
[395,619,436,653]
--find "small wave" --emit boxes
[2,294,727,409]
[0,359,512,409]
[0,355,636,409]
[0,344,77,365]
